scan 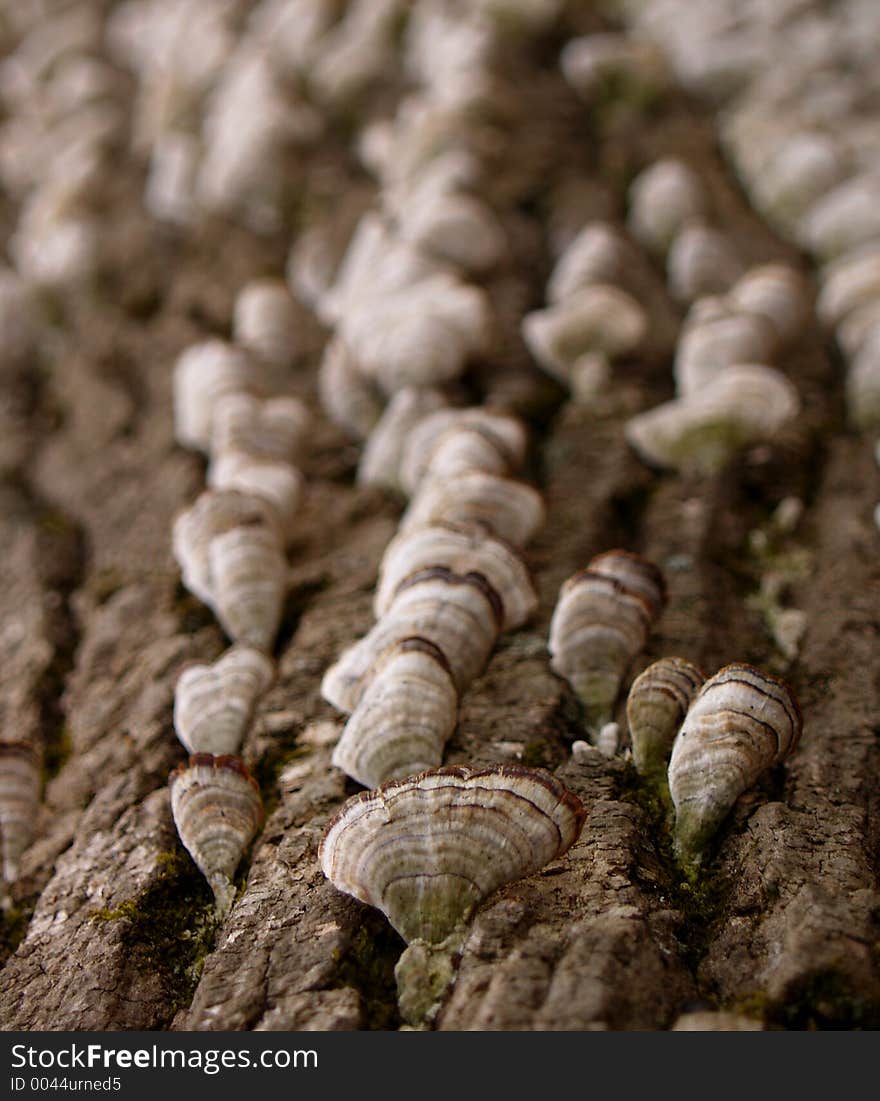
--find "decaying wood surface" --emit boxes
[1,1,879,1032]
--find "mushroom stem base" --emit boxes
[395,928,466,1029]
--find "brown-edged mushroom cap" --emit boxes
[319,765,586,945]
[0,740,41,888]
[169,754,264,917]
[668,663,802,867]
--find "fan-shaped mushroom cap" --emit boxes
[674,305,777,396]
[174,646,274,757]
[232,278,303,369]
[666,222,744,304]
[206,452,304,539]
[317,337,383,441]
[588,549,667,621]
[375,522,537,631]
[549,568,658,738]
[172,489,282,608]
[321,567,502,713]
[728,263,809,350]
[625,364,800,474]
[627,158,707,257]
[319,765,586,944]
[546,220,640,304]
[668,663,802,866]
[0,740,41,889]
[522,284,647,383]
[400,471,545,548]
[208,525,287,652]
[356,387,447,492]
[331,638,458,789]
[211,393,309,465]
[626,657,705,783]
[172,339,264,453]
[169,754,264,917]
[399,408,527,496]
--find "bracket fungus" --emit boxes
[364,769,587,1029]
[626,656,705,789]
[673,303,777,396]
[727,263,809,350]
[667,663,802,869]
[169,754,264,918]
[173,489,287,651]
[232,278,303,369]
[331,637,458,789]
[0,741,41,903]
[211,393,310,467]
[549,550,666,741]
[625,363,800,474]
[172,340,265,453]
[319,764,586,947]
[317,336,384,441]
[374,522,538,631]
[522,283,647,385]
[356,386,447,491]
[173,646,274,757]
[545,220,641,305]
[206,452,304,538]
[398,407,527,496]
[172,488,283,608]
[207,525,288,652]
[665,221,744,304]
[338,272,491,393]
[321,566,502,712]
[400,470,546,548]
[626,158,708,257]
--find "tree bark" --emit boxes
[1,1,879,1033]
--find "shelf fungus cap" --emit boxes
[172,488,283,608]
[321,566,503,712]
[673,306,777,396]
[398,407,528,496]
[375,522,538,631]
[208,525,288,653]
[588,548,666,621]
[169,754,264,918]
[522,284,647,383]
[626,158,707,257]
[331,637,458,790]
[727,263,809,350]
[172,339,265,453]
[206,451,305,540]
[232,278,303,369]
[173,645,274,757]
[625,364,800,474]
[668,663,802,867]
[666,221,744,304]
[0,740,41,890]
[626,656,705,783]
[211,393,310,466]
[400,470,546,548]
[546,220,640,305]
[816,244,880,331]
[356,387,447,492]
[549,553,664,737]
[339,274,491,393]
[319,765,586,944]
